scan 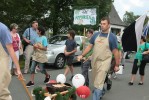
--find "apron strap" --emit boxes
[107,28,111,39]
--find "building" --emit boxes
[109,4,127,35]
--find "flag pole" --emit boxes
[83,28,86,51]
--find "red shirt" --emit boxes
[12,34,19,51]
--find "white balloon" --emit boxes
[72,74,85,88]
[56,74,66,83]
[44,96,51,100]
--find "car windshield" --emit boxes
[49,35,68,45]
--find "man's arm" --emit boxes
[77,44,93,61]
[23,37,30,44]
[68,48,77,55]
[23,29,30,43]
[64,47,77,56]
[82,44,93,56]
[112,48,120,71]
[6,44,22,78]
[34,45,47,51]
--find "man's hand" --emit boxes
[77,55,83,61]
[114,65,119,72]
[142,51,148,55]
[64,51,70,56]
[26,40,31,44]
[33,44,38,49]
[17,69,23,80]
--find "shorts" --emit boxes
[66,56,74,66]
[30,60,46,74]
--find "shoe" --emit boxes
[35,69,38,74]
[69,75,74,81]
[26,81,34,87]
[44,75,50,83]
[128,82,133,85]
[138,82,143,85]
[24,71,28,74]
[84,83,89,87]
[107,83,112,90]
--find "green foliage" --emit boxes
[33,86,76,100]
[123,11,140,25]
[33,87,46,100]
[55,87,76,100]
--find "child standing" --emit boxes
[80,29,94,87]
[64,30,77,81]
[26,27,50,87]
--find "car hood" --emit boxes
[47,44,65,50]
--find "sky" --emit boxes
[113,0,149,20]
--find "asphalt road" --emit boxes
[9,60,149,100]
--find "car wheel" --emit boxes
[55,54,65,69]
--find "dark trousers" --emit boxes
[81,60,91,86]
[132,59,146,75]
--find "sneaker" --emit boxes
[23,71,28,74]
[107,83,112,90]
[138,82,143,85]
[107,79,112,90]
[35,69,38,74]
[69,75,74,81]
[26,81,34,87]
[128,82,133,86]
[44,75,50,83]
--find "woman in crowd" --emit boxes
[129,36,149,85]
[9,23,22,75]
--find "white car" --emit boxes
[46,34,84,69]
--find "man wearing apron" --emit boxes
[78,17,120,100]
[0,22,22,100]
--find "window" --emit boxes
[49,36,68,45]
[75,37,81,45]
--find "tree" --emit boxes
[0,0,114,35]
[123,11,140,25]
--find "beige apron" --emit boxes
[0,43,12,100]
[32,42,48,63]
[91,33,112,90]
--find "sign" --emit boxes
[73,8,97,25]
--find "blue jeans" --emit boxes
[93,88,105,100]
[30,60,46,74]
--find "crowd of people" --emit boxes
[0,16,149,100]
